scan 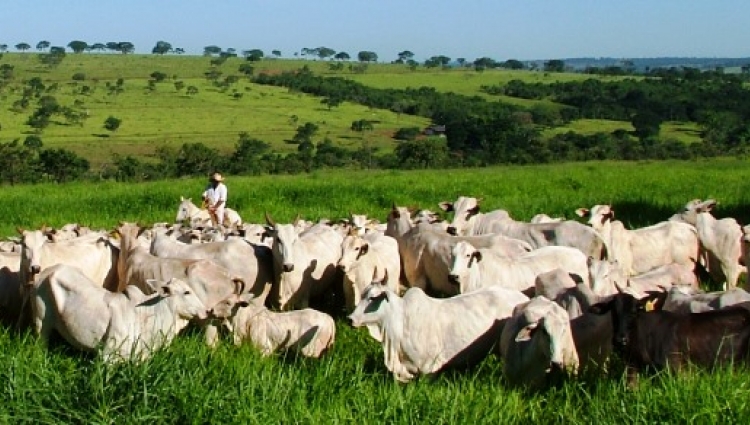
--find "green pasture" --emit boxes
[3,161,750,422]
[0,53,664,168]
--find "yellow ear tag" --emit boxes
[644,299,657,312]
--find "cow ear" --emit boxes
[568,273,584,285]
[575,208,590,218]
[515,323,538,342]
[589,300,612,315]
[180,196,185,201]
[701,199,717,213]
[438,202,453,212]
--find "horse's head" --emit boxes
[175,197,195,222]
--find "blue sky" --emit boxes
[2,1,748,61]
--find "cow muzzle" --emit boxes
[446,226,457,236]
[448,274,460,285]
[282,263,294,273]
[30,265,41,275]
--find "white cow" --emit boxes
[449,241,590,294]
[589,259,698,298]
[30,264,207,363]
[117,222,250,346]
[386,205,532,296]
[349,282,529,383]
[439,197,608,260]
[671,199,743,289]
[576,204,699,276]
[0,251,21,326]
[207,292,335,358]
[150,229,274,305]
[338,233,401,312]
[662,286,750,314]
[265,214,343,310]
[500,296,579,389]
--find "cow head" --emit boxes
[18,229,47,285]
[589,291,659,353]
[672,198,717,225]
[512,297,579,376]
[576,205,614,231]
[338,235,369,273]
[148,277,208,321]
[587,258,626,297]
[440,197,482,236]
[385,204,413,238]
[448,241,482,293]
[348,282,399,343]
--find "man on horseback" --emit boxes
[202,172,228,228]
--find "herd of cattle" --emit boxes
[2,196,750,388]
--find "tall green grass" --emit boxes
[3,161,750,422]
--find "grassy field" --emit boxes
[543,120,703,144]
[2,161,750,422]
[1,53,664,168]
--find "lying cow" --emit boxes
[590,292,750,383]
[662,286,750,314]
[349,280,529,382]
[207,292,335,358]
[30,264,207,363]
[500,296,579,389]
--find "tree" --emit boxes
[357,51,378,62]
[90,43,107,52]
[67,40,88,53]
[631,111,662,140]
[174,142,221,176]
[186,86,199,96]
[456,58,466,67]
[292,122,319,144]
[334,51,350,61]
[228,132,270,175]
[36,40,50,51]
[543,59,566,73]
[104,116,122,132]
[243,49,264,62]
[152,40,172,55]
[501,59,525,70]
[473,57,497,71]
[174,47,185,55]
[316,47,336,60]
[321,95,343,110]
[203,45,222,56]
[150,71,168,82]
[23,135,43,149]
[397,50,414,63]
[424,55,451,68]
[0,140,40,185]
[15,43,31,52]
[272,50,282,58]
[38,148,90,182]
[0,44,7,52]
[174,81,185,92]
[395,137,449,169]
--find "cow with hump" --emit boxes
[264,213,343,310]
[439,196,608,260]
[29,264,207,363]
[348,272,529,383]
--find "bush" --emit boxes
[393,127,421,141]
[72,72,86,81]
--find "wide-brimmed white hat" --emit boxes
[209,172,224,182]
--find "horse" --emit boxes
[175,197,242,229]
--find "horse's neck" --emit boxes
[187,202,203,217]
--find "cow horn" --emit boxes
[293,213,301,227]
[16,226,25,235]
[264,212,276,228]
[233,278,246,295]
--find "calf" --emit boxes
[590,292,750,381]
[207,292,335,358]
